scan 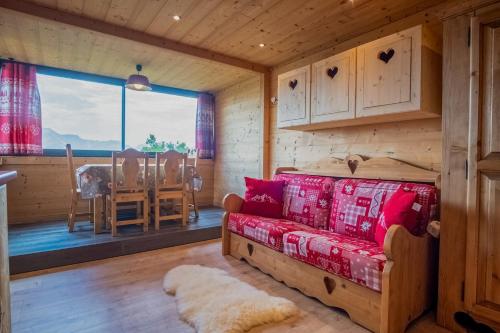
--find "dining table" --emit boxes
[75,163,200,233]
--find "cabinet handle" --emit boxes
[289,79,298,90]
[326,66,338,78]
[378,48,395,63]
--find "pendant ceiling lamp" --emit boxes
[126,64,151,91]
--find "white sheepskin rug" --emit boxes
[163,265,299,333]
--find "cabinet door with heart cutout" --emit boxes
[277,65,310,128]
[311,49,356,123]
[356,25,422,117]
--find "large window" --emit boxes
[125,90,197,152]
[35,68,198,155]
[38,74,122,151]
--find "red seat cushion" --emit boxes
[283,229,386,292]
[329,179,438,241]
[228,213,316,251]
[240,177,285,218]
[273,173,335,229]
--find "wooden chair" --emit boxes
[186,156,202,218]
[66,144,93,232]
[107,148,149,236]
[154,150,188,231]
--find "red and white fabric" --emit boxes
[283,229,386,291]
[329,179,438,241]
[0,62,42,155]
[374,187,419,246]
[228,213,316,251]
[240,177,285,218]
[273,173,335,229]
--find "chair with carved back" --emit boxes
[186,155,203,218]
[154,150,188,230]
[107,148,149,236]
[66,144,93,232]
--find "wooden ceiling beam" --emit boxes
[0,0,270,74]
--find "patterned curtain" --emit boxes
[0,62,42,155]
[195,93,215,159]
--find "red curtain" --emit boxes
[0,62,42,155]
[195,93,215,159]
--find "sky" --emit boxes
[37,73,197,149]
[126,88,196,148]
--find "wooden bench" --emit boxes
[222,155,440,333]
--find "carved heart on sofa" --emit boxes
[326,66,338,79]
[347,159,359,174]
[247,243,254,256]
[378,48,395,63]
[289,79,298,90]
[323,276,336,294]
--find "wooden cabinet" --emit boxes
[475,174,500,304]
[356,26,415,116]
[482,25,500,160]
[311,49,356,123]
[0,171,16,333]
[356,25,441,118]
[438,8,500,332]
[465,17,500,326]
[277,25,441,131]
[277,65,310,128]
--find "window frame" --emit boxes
[35,64,199,157]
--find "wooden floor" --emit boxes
[8,207,222,274]
[11,240,451,333]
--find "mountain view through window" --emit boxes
[37,73,197,152]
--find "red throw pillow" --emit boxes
[374,186,419,247]
[240,177,285,218]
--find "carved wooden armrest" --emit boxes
[383,224,431,260]
[221,193,243,255]
[223,193,244,213]
[381,223,437,333]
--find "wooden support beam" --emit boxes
[437,14,472,333]
[0,0,270,74]
[260,71,271,179]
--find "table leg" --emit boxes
[106,196,111,230]
[93,196,103,234]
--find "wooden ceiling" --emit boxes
[0,8,258,92]
[0,0,480,91]
[19,0,449,66]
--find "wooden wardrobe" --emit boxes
[439,3,500,332]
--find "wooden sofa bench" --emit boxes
[221,155,439,333]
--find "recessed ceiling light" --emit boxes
[259,43,265,48]
[173,15,181,21]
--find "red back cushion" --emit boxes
[374,187,419,247]
[240,177,285,218]
[273,173,335,229]
[330,179,438,242]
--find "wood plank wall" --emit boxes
[270,118,442,172]
[269,15,443,173]
[0,156,214,224]
[213,76,263,205]
[211,13,445,205]
[8,5,473,223]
